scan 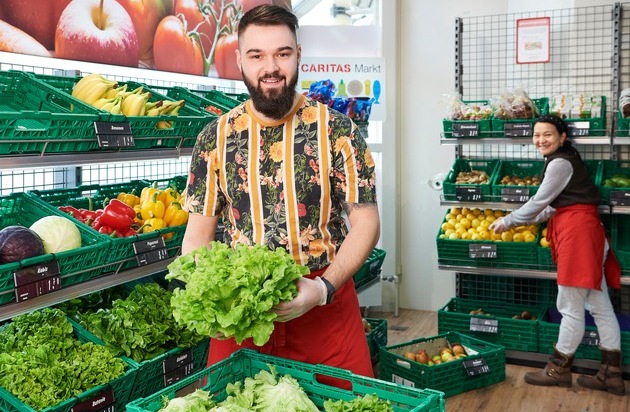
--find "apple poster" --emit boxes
[0,0,291,81]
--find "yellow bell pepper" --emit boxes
[133,204,143,224]
[140,182,159,203]
[140,192,165,220]
[141,217,166,233]
[117,190,140,207]
[161,187,179,208]
[164,202,189,227]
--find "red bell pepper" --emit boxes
[99,199,136,231]
[58,205,82,220]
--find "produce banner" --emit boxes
[0,0,290,80]
[299,57,386,121]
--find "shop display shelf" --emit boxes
[490,159,544,201]
[126,348,445,412]
[442,159,500,202]
[490,97,549,137]
[442,100,492,138]
[437,297,545,352]
[598,159,630,204]
[0,193,110,306]
[379,331,505,398]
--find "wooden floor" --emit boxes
[369,309,629,412]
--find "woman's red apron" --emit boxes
[206,268,373,389]
[546,204,620,289]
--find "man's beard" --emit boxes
[243,69,298,120]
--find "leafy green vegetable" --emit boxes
[0,308,126,411]
[323,394,393,412]
[159,389,215,412]
[166,242,310,345]
[75,282,206,362]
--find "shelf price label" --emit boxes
[609,190,630,206]
[452,122,480,137]
[163,348,195,387]
[94,121,135,148]
[581,330,600,347]
[566,121,590,137]
[503,122,533,137]
[456,186,483,201]
[501,187,530,203]
[70,388,115,412]
[469,317,498,333]
[133,237,169,266]
[462,357,491,376]
[469,243,497,258]
[13,261,61,302]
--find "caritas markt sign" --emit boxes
[299,57,386,121]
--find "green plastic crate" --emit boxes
[125,348,445,412]
[379,331,505,398]
[0,193,110,306]
[0,71,101,155]
[598,159,630,203]
[555,95,607,137]
[0,318,137,412]
[491,160,544,200]
[366,318,388,364]
[612,214,630,276]
[443,159,499,202]
[29,179,186,275]
[456,273,557,306]
[354,248,386,289]
[537,245,556,271]
[442,100,493,138]
[491,97,550,137]
[225,91,250,102]
[189,88,243,110]
[436,208,540,270]
[615,109,630,137]
[437,297,544,352]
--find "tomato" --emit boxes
[117,0,171,65]
[153,15,204,75]
[205,105,223,115]
[214,32,241,80]
[175,0,217,59]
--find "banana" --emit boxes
[158,99,185,115]
[72,74,116,102]
[122,92,150,116]
[109,98,123,115]
[82,82,116,106]
[120,94,138,116]
[92,96,118,110]
[100,96,122,113]
[104,83,127,99]
[145,100,163,116]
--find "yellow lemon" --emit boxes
[460,218,471,229]
[540,237,551,247]
[439,234,446,239]
[468,228,476,235]
[471,233,482,241]
[479,231,491,240]
[450,207,462,215]
[479,220,491,228]
[524,232,536,243]
[471,218,481,228]
[461,232,471,240]
[472,208,482,216]
[455,223,466,231]
[456,214,464,221]
[512,233,524,242]
[466,213,476,221]
[456,228,467,236]
[494,210,505,218]
[527,224,539,234]
[501,232,513,242]
[444,229,456,237]
[484,208,494,217]
[491,232,502,241]
[442,222,455,232]
[449,232,459,240]
[445,213,455,221]
[542,227,548,237]
[448,218,458,227]
[462,207,472,215]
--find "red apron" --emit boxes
[547,204,620,290]
[207,268,374,389]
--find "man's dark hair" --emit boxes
[237,4,299,42]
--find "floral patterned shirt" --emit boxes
[182,95,377,270]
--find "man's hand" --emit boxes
[489,216,508,234]
[272,277,327,322]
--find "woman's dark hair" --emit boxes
[535,114,568,135]
[237,4,299,42]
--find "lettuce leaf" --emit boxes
[166,242,310,345]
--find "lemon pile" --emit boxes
[438,207,539,242]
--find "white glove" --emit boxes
[489,216,508,234]
[272,277,327,322]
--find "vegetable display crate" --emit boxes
[554,95,607,137]
[0,316,137,412]
[436,209,540,270]
[167,86,241,114]
[354,248,386,289]
[538,308,630,364]
[442,100,492,138]
[437,297,544,352]
[456,273,557,307]
[33,73,210,149]
[0,70,101,155]
[366,318,388,364]
[490,97,550,137]
[615,109,630,137]
[71,317,210,402]
[490,159,544,201]
[379,331,505,398]
[537,246,556,271]
[0,193,110,306]
[189,88,243,110]
[612,214,630,276]
[225,91,250,102]
[598,159,630,204]
[442,159,500,202]
[125,348,445,412]
[29,179,186,275]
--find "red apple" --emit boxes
[117,0,170,66]
[0,0,71,50]
[0,20,50,57]
[55,0,139,67]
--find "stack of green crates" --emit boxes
[126,348,445,412]
[0,193,110,306]
[379,331,505,398]
[437,297,545,352]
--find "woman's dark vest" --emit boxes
[541,143,600,208]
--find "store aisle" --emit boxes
[370,309,629,412]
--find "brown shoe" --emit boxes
[525,348,574,387]
[577,349,626,396]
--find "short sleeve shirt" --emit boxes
[182,95,377,270]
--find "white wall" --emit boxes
[397,0,616,311]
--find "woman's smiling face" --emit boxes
[533,121,567,157]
